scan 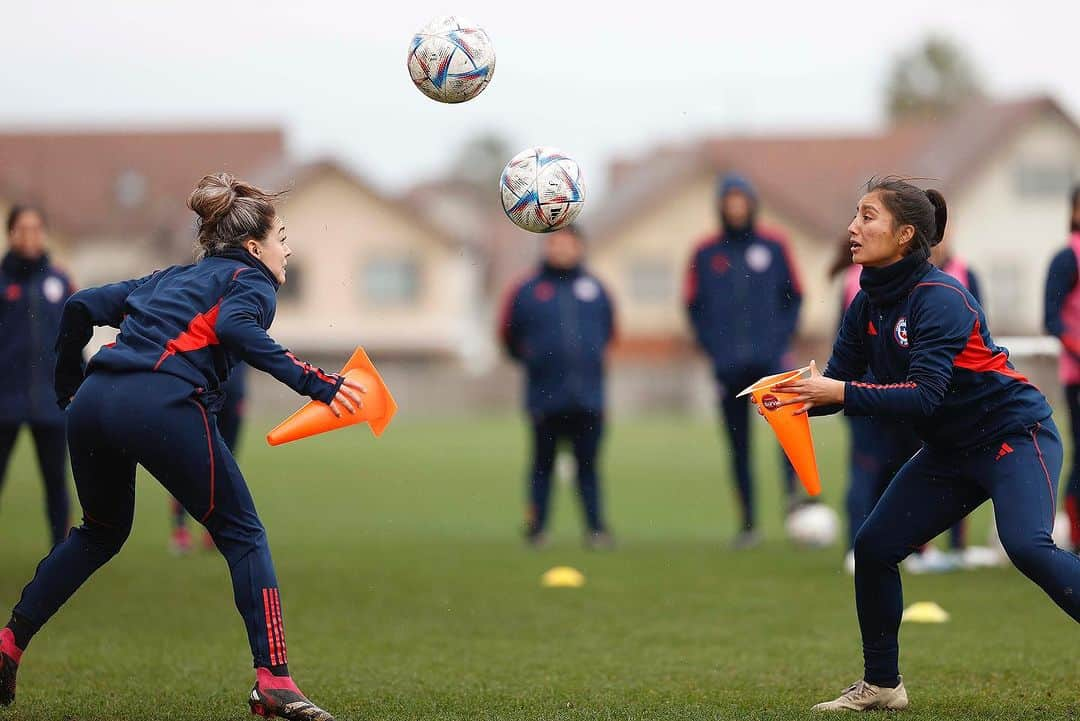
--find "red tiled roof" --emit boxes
[592,96,1079,242]
[0,128,285,238]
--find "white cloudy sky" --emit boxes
[2,1,1077,193]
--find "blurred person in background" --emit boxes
[0,174,363,720]
[168,363,246,555]
[1044,183,1080,553]
[0,206,75,547]
[685,173,802,549]
[830,234,997,575]
[499,224,615,549]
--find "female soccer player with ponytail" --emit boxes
[775,178,1080,712]
[0,173,363,721]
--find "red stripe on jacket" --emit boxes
[153,302,222,370]
[915,281,1030,384]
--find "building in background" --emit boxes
[1,96,1076,416]
[584,95,1080,411]
[0,128,285,280]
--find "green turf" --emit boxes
[1,414,1077,720]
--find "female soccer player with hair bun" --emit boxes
[775,177,1080,712]
[0,173,364,721]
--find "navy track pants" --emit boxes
[854,418,1080,686]
[528,410,605,533]
[0,423,70,545]
[11,371,289,669]
[717,366,796,531]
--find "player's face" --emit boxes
[249,215,291,285]
[848,192,910,268]
[8,210,46,260]
[544,230,584,269]
[720,191,752,229]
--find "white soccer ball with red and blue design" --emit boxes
[500,147,586,233]
[407,16,495,104]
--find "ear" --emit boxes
[243,237,262,256]
[896,224,915,247]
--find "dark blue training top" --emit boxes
[820,252,1051,450]
[499,263,614,415]
[0,252,76,424]
[54,249,342,412]
[685,226,802,376]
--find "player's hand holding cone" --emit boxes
[736,363,824,496]
[267,347,398,445]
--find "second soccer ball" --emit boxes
[500,147,586,233]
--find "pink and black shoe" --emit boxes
[249,668,335,721]
[0,628,22,706]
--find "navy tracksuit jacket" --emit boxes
[0,252,75,425]
[0,251,76,545]
[10,248,341,672]
[500,263,614,416]
[818,252,1080,687]
[500,263,613,533]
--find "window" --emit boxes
[627,259,673,304]
[114,170,148,209]
[363,258,420,306]
[1013,161,1074,198]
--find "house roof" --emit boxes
[0,128,285,238]
[245,158,463,250]
[590,96,1080,242]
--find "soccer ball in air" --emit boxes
[500,147,586,233]
[407,16,495,103]
[785,503,840,548]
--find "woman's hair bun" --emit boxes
[188,173,239,227]
[925,188,947,246]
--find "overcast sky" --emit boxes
[2,1,1077,195]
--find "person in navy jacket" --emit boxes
[500,225,615,549]
[776,178,1080,712]
[0,206,75,546]
[1044,183,1080,552]
[831,234,990,576]
[684,172,802,548]
[0,174,362,721]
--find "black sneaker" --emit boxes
[249,678,334,721]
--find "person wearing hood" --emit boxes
[684,172,803,549]
[0,205,75,547]
[776,178,1079,712]
[500,224,616,549]
[1043,183,1080,553]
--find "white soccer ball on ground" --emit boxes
[500,147,586,233]
[407,16,495,104]
[786,503,840,548]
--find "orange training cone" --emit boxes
[736,366,821,496]
[266,347,398,446]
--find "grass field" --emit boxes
[1,414,1077,720]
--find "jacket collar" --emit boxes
[540,262,583,281]
[1,251,49,280]
[212,248,281,290]
[860,251,933,306]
